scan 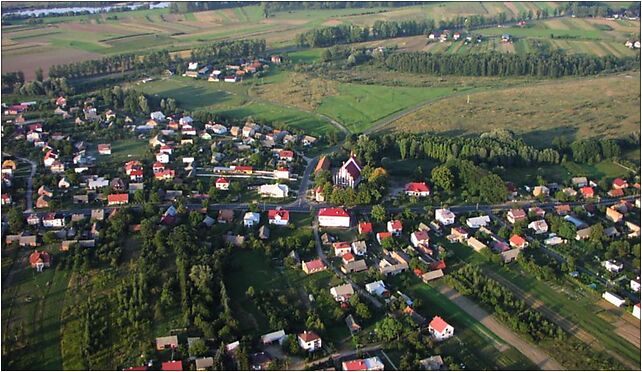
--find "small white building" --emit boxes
[298,331,321,352]
[243,212,261,227]
[631,278,640,293]
[435,209,455,226]
[466,215,490,229]
[258,184,289,198]
[410,230,430,248]
[156,153,170,164]
[261,330,286,345]
[633,303,641,319]
[365,280,387,296]
[602,260,623,273]
[602,291,625,307]
[150,111,165,122]
[428,316,454,341]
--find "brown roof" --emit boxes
[314,156,330,174]
[298,331,320,343]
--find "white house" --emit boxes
[330,283,354,302]
[268,209,289,225]
[435,209,455,226]
[318,208,350,228]
[258,184,289,198]
[602,260,623,273]
[631,278,640,293]
[387,220,403,236]
[428,316,454,341]
[261,330,286,345]
[215,177,230,190]
[351,240,367,256]
[156,153,170,164]
[634,303,641,320]
[274,168,290,179]
[602,291,625,307]
[528,220,549,234]
[365,280,387,296]
[179,116,193,126]
[298,331,322,352]
[88,177,109,190]
[410,230,430,247]
[334,155,362,189]
[466,215,490,229]
[243,212,261,227]
[210,124,227,135]
[42,213,65,228]
[150,111,165,122]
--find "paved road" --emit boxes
[437,285,565,371]
[482,269,639,370]
[312,219,383,309]
[18,156,37,213]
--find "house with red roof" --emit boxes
[152,162,165,174]
[29,250,51,272]
[161,361,183,371]
[234,165,253,174]
[315,155,330,174]
[333,242,352,256]
[1,193,12,205]
[341,357,385,371]
[129,169,144,182]
[334,155,362,189]
[411,230,430,247]
[55,96,67,107]
[318,208,350,228]
[268,209,289,226]
[612,178,628,189]
[215,177,230,190]
[376,231,392,244]
[606,207,623,223]
[405,182,430,197]
[428,316,454,341]
[580,186,595,198]
[125,160,142,175]
[298,331,322,352]
[507,209,527,224]
[278,149,294,162]
[97,143,112,155]
[155,169,176,181]
[608,188,624,197]
[302,259,327,275]
[387,220,403,236]
[42,213,65,228]
[509,234,528,249]
[108,193,129,206]
[358,222,373,235]
[342,252,355,264]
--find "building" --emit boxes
[606,207,623,223]
[528,220,549,234]
[334,155,362,188]
[612,178,628,189]
[358,222,373,235]
[330,283,354,302]
[302,259,327,275]
[580,186,595,198]
[341,357,385,371]
[351,240,367,256]
[365,280,387,296]
[42,213,65,228]
[243,212,261,227]
[376,232,392,245]
[107,193,129,205]
[161,361,182,371]
[97,143,111,155]
[315,155,331,174]
[466,215,490,228]
[634,304,641,320]
[602,291,625,307]
[572,177,588,187]
[217,209,234,224]
[215,177,230,190]
[435,208,455,226]
[29,250,51,272]
[387,220,403,236]
[268,209,289,225]
[422,269,444,283]
[418,356,444,371]
[405,182,430,197]
[532,185,549,197]
[318,208,350,228]
[507,209,527,224]
[261,330,286,345]
[509,234,528,249]
[258,184,289,198]
[156,335,179,350]
[602,260,623,273]
[466,237,487,252]
[428,316,454,341]
[333,242,352,256]
[298,331,322,352]
[411,230,430,247]
[342,259,367,274]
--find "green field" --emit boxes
[108,139,150,163]
[496,160,635,185]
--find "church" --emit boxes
[334,155,362,188]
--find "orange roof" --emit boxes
[314,156,331,173]
[298,331,320,343]
[509,234,526,246]
[429,316,450,333]
[405,182,430,192]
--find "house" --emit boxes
[38,185,53,197]
[58,177,71,189]
[278,150,294,162]
[154,169,176,181]
[612,178,628,189]
[608,188,624,197]
[544,235,564,246]
[604,226,620,238]
[298,331,321,352]
[500,248,521,263]
[507,209,527,224]
[562,187,578,197]
[243,212,261,227]
[50,161,65,173]
[342,259,367,274]
[36,195,51,208]
[334,155,362,188]
[602,260,623,273]
[447,227,468,243]
[365,280,387,296]
[351,240,367,256]
[555,204,571,216]
[302,259,327,274]
[572,177,588,187]
[466,215,490,228]
[428,316,454,341]
[606,207,623,223]
[258,184,289,198]
[405,182,430,197]
[422,269,444,283]
[466,237,487,252]
[411,230,430,247]
[55,96,67,107]
[387,220,403,236]
[315,155,331,174]
[419,356,444,371]
[341,357,385,371]
[404,306,428,326]
[271,55,282,64]
[576,227,592,240]
[625,221,640,239]
[302,135,317,146]
[529,207,546,217]
[378,254,408,276]
[501,33,511,42]
[435,208,455,225]
[376,232,392,245]
[97,144,111,155]
[528,220,548,234]
[29,250,51,272]
[602,291,625,307]
[156,153,170,164]
[27,214,40,225]
[346,314,361,333]
[107,193,129,205]
[274,167,290,180]
[318,208,350,228]
[161,361,183,371]
[330,283,354,302]
[533,185,549,197]
[358,222,373,235]
[195,358,213,371]
[580,186,595,198]
[156,335,179,350]
[43,213,65,228]
[1,193,12,205]
[261,330,287,345]
[634,304,641,320]
[333,242,352,256]
[217,209,234,224]
[509,234,528,249]
[268,209,289,225]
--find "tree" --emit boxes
[375,317,403,342]
[7,207,24,233]
[189,339,209,357]
[35,67,44,82]
[589,223,604,242]
[479,174,507,203]
[431,166,454,191]
[371,205,386,222]
[43,231,57,245]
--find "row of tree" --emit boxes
[384,50,640,78]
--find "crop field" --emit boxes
[381,72,641,147]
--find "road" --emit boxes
[437,285,565,371]
[17,156,37,213]
[482,268,639,370]
[312,219,383,309]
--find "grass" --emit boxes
[496,160,634,186]
[108,139,150,163]
[382,72,641,147]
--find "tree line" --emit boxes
[384,50,640,78]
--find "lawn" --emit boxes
[496,160,634,186]
[108,139,150,164]
[383,73,641,147]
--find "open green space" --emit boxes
[496,159,634,186]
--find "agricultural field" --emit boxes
[380,72,641,147]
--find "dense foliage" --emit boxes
[384,50,640,78]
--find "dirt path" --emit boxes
[483,269,640,370]
[437,285,565,371]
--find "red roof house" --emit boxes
[613,178,628,189]
[302,259,327,275]
[580,186,594,198]
[215,177,230,190]
[107,193,129,206]
[268,209,289,225]
[318,208,350,228]
[509,234,528,249]
[161,361,183,371]
[405,182,430,197]
[29,250,51,271]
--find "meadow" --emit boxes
[380,72,641,147]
